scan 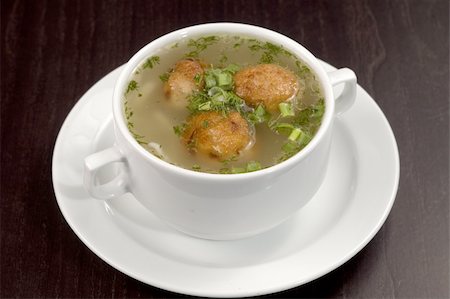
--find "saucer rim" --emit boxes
[52,61,399,297]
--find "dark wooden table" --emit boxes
[2,0,448,298]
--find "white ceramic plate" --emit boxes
[52,62,399,297]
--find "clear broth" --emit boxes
[123,35,324,173]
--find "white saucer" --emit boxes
[52,62,399,297]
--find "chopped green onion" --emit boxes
[223,64,240,74]
[231,167,246,174]
[248,105,269,124]
[273,123,294,136]
[192,164,201,171]
[198,101,212,111]
[208,86,224,97]
[279,141,301,162]
[254,105,267,119]
[205,75,216,88]
[255,105,265,116]
[193,74,203,85]
[186,64,247,115]
[246,161,262,172]
[289,128,302,141]
[279,102,295,117]
[216,72,232,87]
[297,131,312,146]
[211,93,225,104]
[282,141,299,153]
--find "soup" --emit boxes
[123,35,325,174]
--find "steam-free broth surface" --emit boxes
[123,36,325,173]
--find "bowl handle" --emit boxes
[327,68,357,115]
[84,146,129,200]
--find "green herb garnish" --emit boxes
[186,36,219,58]
[223,64,240,74]
[216,72,232,87]
[246,40,293,64]
[295,60,311,76]
[159,72,170,82]
[294,98,325,128]
[143,56,160,69]
[279,141,301,162]
[231,167,246,174]
[288,127,302,141]
[173,124,186,136]
[279,102,295,117]
[246,161,262,172]
[248,105,269,124]
[193,73,203,85]
[124,100,147,145]
[187,66,246,115]
[217,161,262,174]
[221,155,238,165]
[274,99,324,162]
[278,129,312,162]
[273,123,295,136]
[260,52,275,64]
[125,80,138,94]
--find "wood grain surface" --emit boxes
[1,0,448,298]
